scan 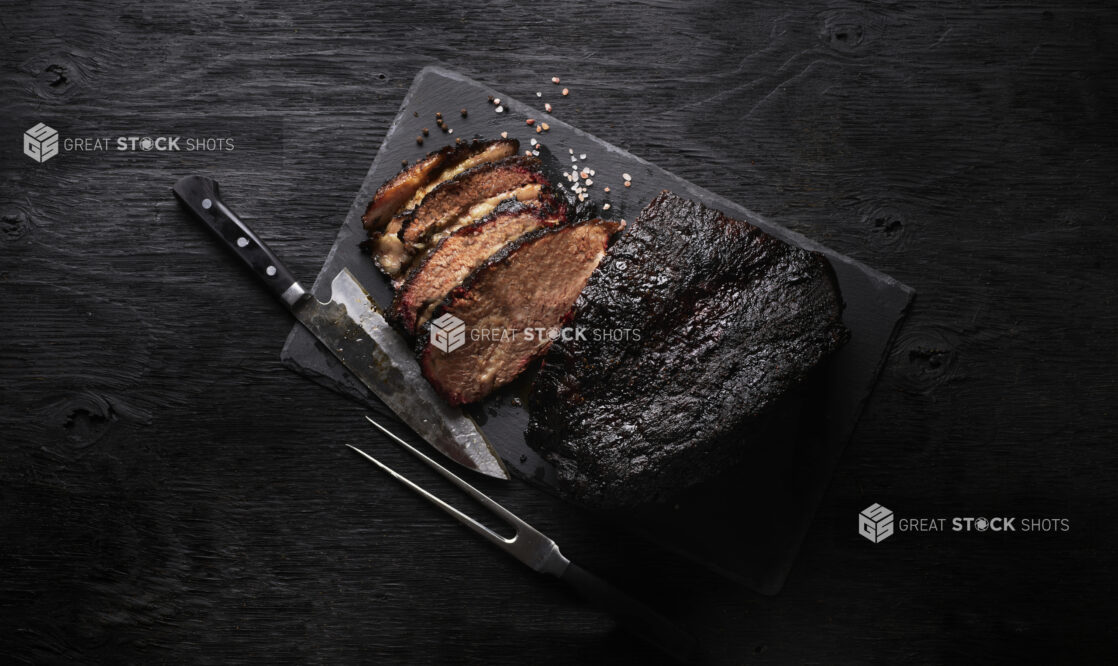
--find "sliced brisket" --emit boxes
[371,155,550,281]
[392,201,568,334]
[363,139,520,277]
[418,218,623,406]
[361,139,518,230]
[398,155,547,247]
[525,191,849,509]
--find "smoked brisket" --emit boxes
[525,192,849,508]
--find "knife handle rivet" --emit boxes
[202,198,212,209]
[237,236,249,247]
[266,265,277,276]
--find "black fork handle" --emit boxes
[560,562,699,663]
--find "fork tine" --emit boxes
[363,415,529,532]
[352,421,696,661]
[346,444,510,549]
[358,416,570,576]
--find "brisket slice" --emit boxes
[525,191,850,509]
[361,139,518,230]
[417,218,623,406]
[392,201,568,334]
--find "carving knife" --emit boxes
[172,175,509,480]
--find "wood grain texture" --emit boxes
[1,0,1115,663]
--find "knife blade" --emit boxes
[172,175,509,480]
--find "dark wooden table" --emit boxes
[2,1,1115,663]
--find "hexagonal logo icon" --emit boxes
[859,503,894,543]
[24,123,59,163]
[430,313,466,353]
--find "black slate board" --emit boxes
[280,66,914,594]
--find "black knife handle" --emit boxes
[560,562,699,663]
[172,175,307,308]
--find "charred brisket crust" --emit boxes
[361,139,518,229]
[396,155,546,244]
[525,191,850,509]
[531,182,569,220]
[414,218,623,402]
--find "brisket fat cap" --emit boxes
[391,200,568,335]
[417,218,624,407]
[525,191,850,509]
